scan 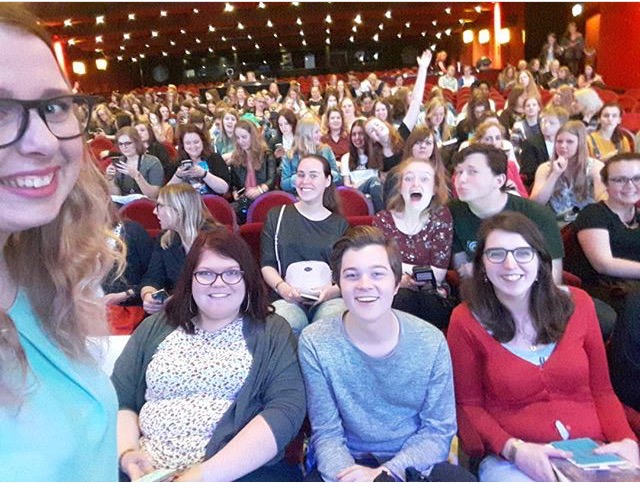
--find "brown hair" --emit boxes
[178,123,213,161]
[551,120,590,202]
[229,119,269,171]
[297,154,342,215]
[401,126,449,196]
[330,226,402,286]
[115,126,145,155]
[461,211,574,343]
[165,228,272,328]
[600,152,640,184]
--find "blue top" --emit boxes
[299,310,456,481]
[1,290,118,481]
[279,146,342,193]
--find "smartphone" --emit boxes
[300,292,320,302]
[179,159,193,171]
[151,289,169,303]
[135,467,181,483]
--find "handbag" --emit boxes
[274,205,332,298]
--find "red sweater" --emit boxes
[448,287,636,458]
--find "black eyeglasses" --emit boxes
[0,95,99,149]
[484,247,536,264]
[193,269,245,286]
[609,175,640,186]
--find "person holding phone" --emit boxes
[106,127,164,200]
[0,4,125,481]
[167,124,230,196]
[373,158,454,330]
[140,184,220,315]
[261,155,348,336]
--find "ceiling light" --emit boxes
[274,33,278,38]
[145,44,150,48]
[193,8,199,14]
[117,55,123,61]
[209,25,216,32]
[120,45,125,51]
[123,33,130,40]
[72,61,86,75]
[151,31,158,37]
[180,29,186,35]
[64,19,72,27]
[221,36,226,42]
[421,31,427,37]
[299,30,304,36]
[68,38,76,45]
[445,28,452,36]
[170,40,176,46]
[430,43,436,51]
[292,2,300,6]
[354,14,362,24]
[475,5,482,13]
[326,28,331,34]
[572,3,583,16]
[247,34,252,40]
[349,35,354,43]
[374,53,379,60]
[384,10,391,19]
[255,43,260,49]
[436,32,442,39]
[478,29,490,44]
[379,23,384,30]
[160,10,167,17]
[96,15,105,25]
[224,3,234,13]
[296,17,302,25]
[352,26,357,33]
[498,28,511,44]
[131,57,137,63]
[372,33,379,42]
[325,38,330,45]
[397,33,402,39]
[196,38,202,44]
[267,19,274,27]
[94,48,102,53]
[139,54,145,59]
[459,19,466,25]
[162,51,168,56]
[302,39,307,46]
[325,14,332,23]
[405,22,411,28]
[279,42,283,47]
[237,22,244,30]
[432,20,438,26]
[95,35,103,43]
[258,2,266,8]
[128,13,135,21]
[185,49,191,55]
[209,47,214,53]
[445,8,452,15]
[463,30,474,43]
[231,45,237,51]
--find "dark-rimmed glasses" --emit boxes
[484,247,536,264]
[609,175,640,186]
[193,269,245,285]
[0,95,100,149]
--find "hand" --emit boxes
[115,159,140,180]
[274,147,285,159]
[400,272,420,291]
[142,291,167,314]
[417,49,433,69]
[174,463,204,482]
[551,156,568,175]
[244,186,262,200]
[105,164,117,180]
[513,442,571,482]
[177,166,205,180]
[594,438,640,466]
[120,449,155,481]
[104,291,128,306]
[337,464,385,482]
[315,284,340,304]
[276,282,303,304]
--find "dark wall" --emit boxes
[524,3,575,61]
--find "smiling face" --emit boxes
[159,105,170,121]
[182,132,204,160]
[0,27,85,236]
[192,249,246,327]
[400,160,435,211]
[606,159,640,207]
[555,130,579,159]
[328,111,343,132]
[483,229,539,303]
[364,118,389,144]
[374,101,388,121]
[340,244,399,324]
[222,113,237,135]
[295,156,330,203]
[350,125,366,149]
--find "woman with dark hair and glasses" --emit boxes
[448,212,638,482]
[112,228,305,482]
[573,153,640,313]
[106,126,164,199]
[0,4,124,481]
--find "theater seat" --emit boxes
[202,194,237,233]
[337,186,373,216]
[119,199,161,238]
[246,190,296,223]
[239,222,264,266]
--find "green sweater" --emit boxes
[111,312,305,465]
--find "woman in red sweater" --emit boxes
[448,212,638,481]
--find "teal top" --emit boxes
[0,290,118,481]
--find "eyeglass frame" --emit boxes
[193,269,245,286]
[483,247,536,264]
[608,175,640,186]
[0,95,100,149]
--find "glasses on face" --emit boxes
[118,140,134,148]
[484,247,536,264]
[609,175,640,186]
[193,269,244,286]
[0,95,99,149]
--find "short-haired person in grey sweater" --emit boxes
[298,226,476,482]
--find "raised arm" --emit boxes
[402,49,432,132]
[529,159,567,205]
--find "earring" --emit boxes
[243,295,252,314]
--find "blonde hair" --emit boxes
[291,114,323,156]
[425,97,452,141]
[158,184,218,251]
[0,5,124,404]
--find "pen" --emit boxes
[555,419,570,440]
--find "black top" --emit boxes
[520,133,550,182]
[140,232,187,293]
